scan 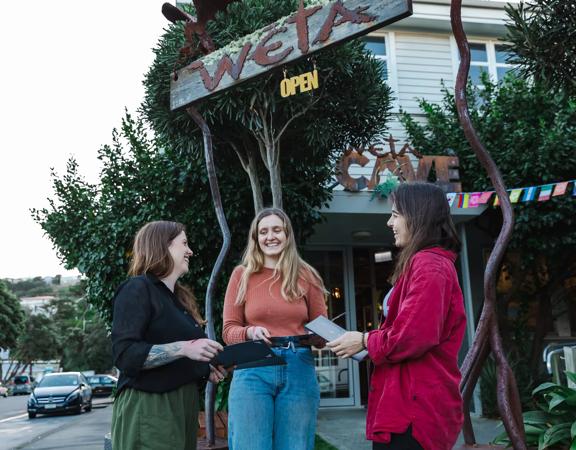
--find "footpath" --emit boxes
[10,399,500,450]
[317,408,502,450]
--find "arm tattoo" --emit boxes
[143,342,183,370]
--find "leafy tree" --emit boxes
[142,0,392,211]
[33,112,255,326]
[34,0,393,327]
[4,277,53,297]
[82,320,113,373]
[504,0,576,95]
[12,313,60,367]
[0,281,25,380]
[45,294,113,373]
[400,75,576,406]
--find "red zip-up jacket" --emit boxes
[366,247,466,450]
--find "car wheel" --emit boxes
[28,412,36,419]
[74,405,82,415]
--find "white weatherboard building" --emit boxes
[305,0,519,410]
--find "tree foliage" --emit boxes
[0,280,25,351]
[142,0,392,209]
[504,0,576,95]
[34,0,393,327]
[401,75,576,262]
[4,277,53,297]
[13,313,60,364]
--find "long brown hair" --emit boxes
[129,221,205,324]
[390,182,461,283]
[235,208,326,305]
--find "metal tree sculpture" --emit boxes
[162,1,240,56]
[187,107,231,449]
[162,2,238,448]
[450,0,526,448]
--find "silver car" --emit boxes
[11,375,34,395]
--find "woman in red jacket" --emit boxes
[328,182,466,450]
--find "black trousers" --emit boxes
[372,426,424,450]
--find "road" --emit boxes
[0,395,112,450]
[0,396,29,421]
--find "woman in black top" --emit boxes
[111,221,226,450]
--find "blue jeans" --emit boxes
[228,347,320,450]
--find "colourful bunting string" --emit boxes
[446,180,574,208]
[469,193,481,208]
[509,189,522,203]
[522,186,537,202]
[538,184,553,202]
[554,182,569,196]
[457,193,464,208]
[478,192,493,204]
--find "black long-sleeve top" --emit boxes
[111,274,210,394]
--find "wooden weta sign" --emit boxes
[170,0,412,110]
[337,137,462,193]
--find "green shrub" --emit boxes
[494,373,576,449]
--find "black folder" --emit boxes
[211,341,285,369]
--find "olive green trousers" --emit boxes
[111,383,199,450]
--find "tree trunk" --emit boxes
[451,0,525,447]
[268,142,283,210]
[231,141,264,214]
[187,106,232,447]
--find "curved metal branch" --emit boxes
[450,1,525,448]
[186,106,231,447]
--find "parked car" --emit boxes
[27,372,92,419]
[87,374,117,397]
[12,374,34,395]
[0,383,8,397]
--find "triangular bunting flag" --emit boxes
[446,193,457,207]
[478,192,493,204]
[469,193,481,208]
[522,186,537,202]
[509,189,523,203]
[493,194,500,206]
[462,193,470,208]
[553,182,569,196]
[457,194,464,208]
[538,184,553,202]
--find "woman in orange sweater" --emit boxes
[223,208,327,450]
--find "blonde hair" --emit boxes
[235,208,326,305]
[129,221,205,324]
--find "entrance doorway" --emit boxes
[352,248,395,404]
[304,249,356,407]
[305,247,396,406]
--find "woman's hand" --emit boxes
[179,338,223,362]
[209,364,228,384]
[326,331,365,358]
[247,326,272,344]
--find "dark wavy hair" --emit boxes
[129,221,204,324]
[390,182,461,282]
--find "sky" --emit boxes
[0,0,169,279]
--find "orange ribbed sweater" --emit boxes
[222,266,327,344]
